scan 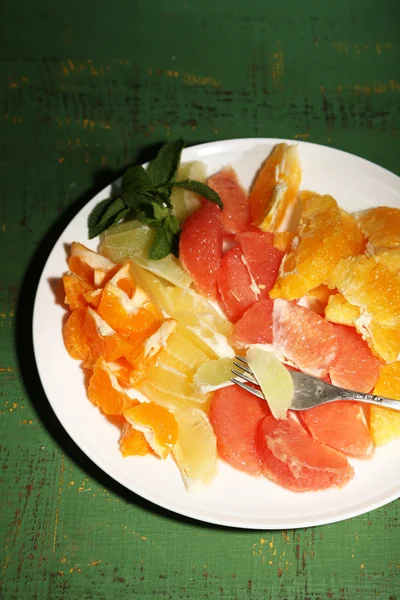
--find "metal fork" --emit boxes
[231,356,400,411]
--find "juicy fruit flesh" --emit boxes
[217,246,259,323]
[207,167,250,235]
[370,362,400,446]
[246,346,294,420]
[193,357,235,393]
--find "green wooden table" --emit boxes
[1,1,399,598]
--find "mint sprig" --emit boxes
[88,140,223,259]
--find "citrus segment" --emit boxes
[270,195,365,300]
[257,416,354,491]
[62,307,91,361]
[157,330,211,377]
[273,231,295,252]
[217,247,259,323]
[123,403,178,459]
[171,161,206,222]
[356,206,400,252]
[236,230,284,296]
[83,288,102,308]
[272,299,338,377]
[210,385,270,476]
[231,299,274,347]
[247,346,293,420]
[325,293,360,326]
[300,402,374,459]
[331,255,400,362]
[329,324,381,393]
[120,422,151,457]
[88,357,136,415]
[68,242,117,286]
[370,362,400,446]
[207,167,250,235]
[129,319,177,385]
[179,203,223,298]
[193,358,235,394]
[249,143,302,232]
[63,272,93,310]
[82,307,134,363]
[304,285,335,315]
[109,261,136,297]
[97,282,162,346]
[140,365,209,411]
[173,408,218,492]
[100,220,154,262]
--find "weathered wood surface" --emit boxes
[1,1,399,598]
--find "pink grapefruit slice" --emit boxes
[217,247,259,322]
[207,167,250,235]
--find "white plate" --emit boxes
[33,138,400,529]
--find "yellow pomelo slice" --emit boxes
[171,161,207,222]
[193,358,235,394]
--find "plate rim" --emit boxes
[32,137,400,529]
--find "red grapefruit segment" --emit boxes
[329,324,381,393]
[179,203,223,299]
[231,298,274,346]
[207,167,250,235]
[217,247,259,322]
[257,416,354,491]
[272,299,338,377]
[236,230,284,296]
[300,402,374,459]
[210,385,270,476]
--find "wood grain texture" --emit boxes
[1,0,399,598]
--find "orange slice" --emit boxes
[248,143,301,232]
[83,288,102,308]
[88,357,137,415]
[270,195,365,300]
[325,293,360,327]
[129,319,177,385]
[370,362,400,446]
[120,422,151,457]
[123,403,178,459]
[109,261,136,297]
[62,307,91,361]
[356,206,400,252]
[82,307,135,363]
[68,242,117,287]
[63,272,93,309]
[97,282,162,346]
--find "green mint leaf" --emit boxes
[88,197,128,239]
[163,214,180,235]
[152,203,170,220]
[121,165,159,208]
[147,139,185,186]
[148,224,174,260]
[172,179,223,209]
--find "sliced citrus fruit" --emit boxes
[171,161,206,222]
[300,402,374,459]
[356,206,400,252]
[329,324,381,393]
[141,365,209,411]
[304,285,335,315]
[173,408,218,492]
[88,357,136,415]
[109,261,136,297]
[270,195,365,300]
[179,314,234,359]
[207,167,250,235]
[231,298,274,347]
[179,203,223,298]
[157,330,211,377]
[123,403,178,459]
[62,307,91,361]
[120,422,151,457]
[217,246,259,323]
[257,415,354,491]
[63,272,93,310]
[325,292,360,326]
[68,242,117,287]
[82,307,135,363]
[247,346,293,420]
[273,231,295,252]
[331,255,400,362]
[100,220,154,262]
[272,299,338,377]
[236,229,284,296]
[97,282,162,345]
[370,362,400,446]
[193,357,235,394]
[129,319,177,385]
[83,288,102,308]
[209,385,270,476]
[248,143,301,232]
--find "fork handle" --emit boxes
[339,389,400,411]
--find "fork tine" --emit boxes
[231,369,258,384]
[233,360,253,374]
[235,355,248,363]
[230,377,265,399]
